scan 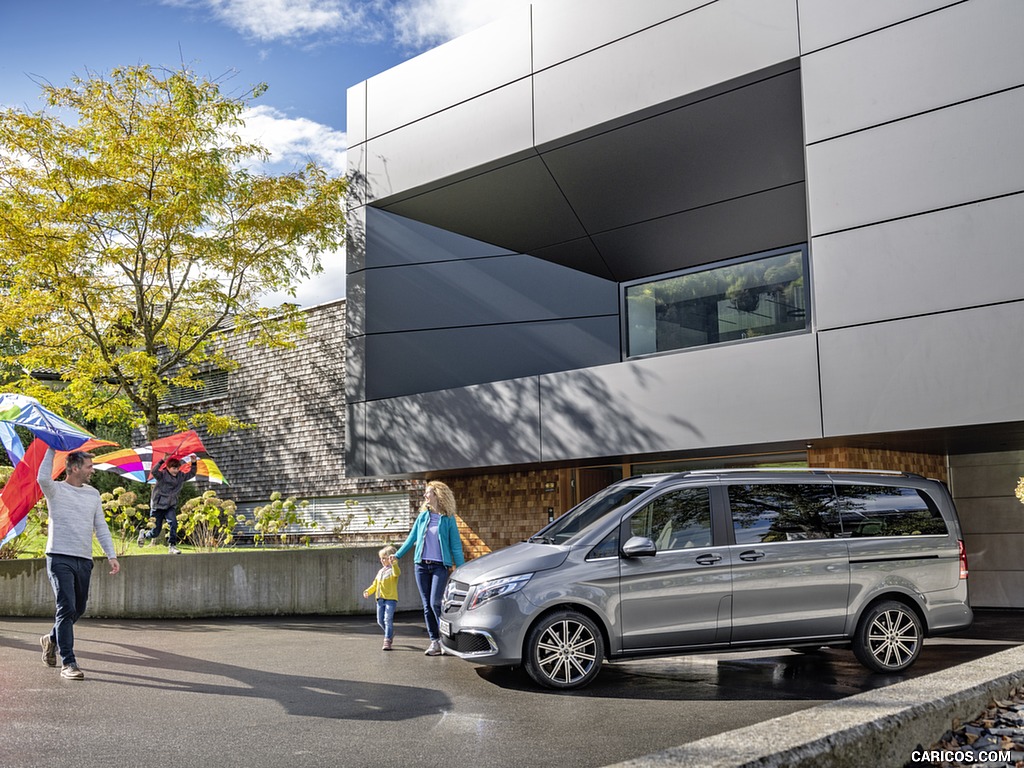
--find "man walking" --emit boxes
[138,454,197,554]
[37,446,120,680]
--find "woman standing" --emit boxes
[395,481,466,656]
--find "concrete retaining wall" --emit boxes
[0,547,423,618]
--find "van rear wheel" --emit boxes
[524,610,604,690]
[853,601,922,673]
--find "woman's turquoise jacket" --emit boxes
[395,509,466,567]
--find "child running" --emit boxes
[363,545,400,650]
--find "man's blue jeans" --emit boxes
[45,554,93,667]
[414,561,449,641]
[376,598,397,640]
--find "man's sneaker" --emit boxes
[40,635,56,667]
[137,528,147,546]
[168,545,181,554]
[60,664,84,680]
[424,640,442,656]
[382,639,393,651]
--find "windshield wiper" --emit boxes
[527,535,556,544]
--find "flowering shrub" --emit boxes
[243,491,312,547]
[176,490,239,551]
[100,487,149,556]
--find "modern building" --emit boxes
[345,1,1024,605]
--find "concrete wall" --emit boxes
[0,548,423,619]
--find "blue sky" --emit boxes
[0,0,530,305]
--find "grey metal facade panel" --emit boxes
[345,203,366,274]
[813,193,1024,330]
[540,69,805,234]
[591,183,807,281]
[806,88,1024,236]
[364,316,621,401]
[362,6,532,139]
[531,0,710,70]
[346,401,366,477]
[802,0,1024,144]
[363,255,617,334]
[364,78,535,203]
[797,0,959,53]
[819,302,1024,437]
[538,333,822,463]
[345,143,366,212]
[532,0,799,147]
[364,207,514,270]
[346,80,366,147]
[362,379,543,475]
[345,333,365,404]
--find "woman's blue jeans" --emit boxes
[376,598,397,640]
[45,554,93,666]
[414,562,449,641]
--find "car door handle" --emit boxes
[695,553,722,565]
[739,550,766,561]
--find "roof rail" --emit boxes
[685,467,909,476]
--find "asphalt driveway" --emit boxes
[0,610,1020,768]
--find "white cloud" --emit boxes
[391,0,532,49]
[168,0,531,49]
[238,105,347,175]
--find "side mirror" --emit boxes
[622,535,657,558]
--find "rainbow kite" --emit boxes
[0,393,115,546]
[92,431,227,486]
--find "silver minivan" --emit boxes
[439,469,973,689]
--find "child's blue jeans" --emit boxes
[376,598,397,640]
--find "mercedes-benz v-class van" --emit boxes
[439,469,972,689]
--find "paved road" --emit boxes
[1,610,1020,768]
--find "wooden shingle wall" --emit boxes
[808,446,948,484]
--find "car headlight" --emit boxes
[468,574,533,610]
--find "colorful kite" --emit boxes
[0,394,97,452]
[92,431,227,486]
[0,437,117,547]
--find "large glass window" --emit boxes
[833,485,948,537]
[624,247,808,358]
[728,483,839,544]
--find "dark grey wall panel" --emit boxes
[802,0,1024,143]
[819,302,1024,437]
[365,207,513,269]
[806,88,1024,235]
[364,255,617,334]
[813,193,1024,330]
[365,317,620,401]
[539,333,822,462]
[533,0,798,146]
[362,379,542,475]
[541,69,804,233]
[797,0,957,53]
[592,183,807,281]
[345,401,366,477]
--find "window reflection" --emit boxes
[624,247,808,357]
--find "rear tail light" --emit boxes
[958,540,969,580]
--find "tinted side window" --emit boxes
[728,483,838,544]
[629,487,712,550]
[834,485,948,537]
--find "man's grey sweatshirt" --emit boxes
[38,447,116,560]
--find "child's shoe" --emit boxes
[382,638,393,651]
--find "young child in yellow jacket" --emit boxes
[363,545,400,650]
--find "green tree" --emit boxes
[0,65,346,439]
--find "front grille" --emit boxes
[443,579,469,612]
[449,631,493,655]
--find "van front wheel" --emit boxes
[524,610,604,690]
[853,601,922,673]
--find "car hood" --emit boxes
[454,542,569,584]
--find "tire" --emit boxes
[852,600,922,673]
[524,610,605,690]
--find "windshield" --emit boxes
[528,483,651,545]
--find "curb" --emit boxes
[610,644,1024,768]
